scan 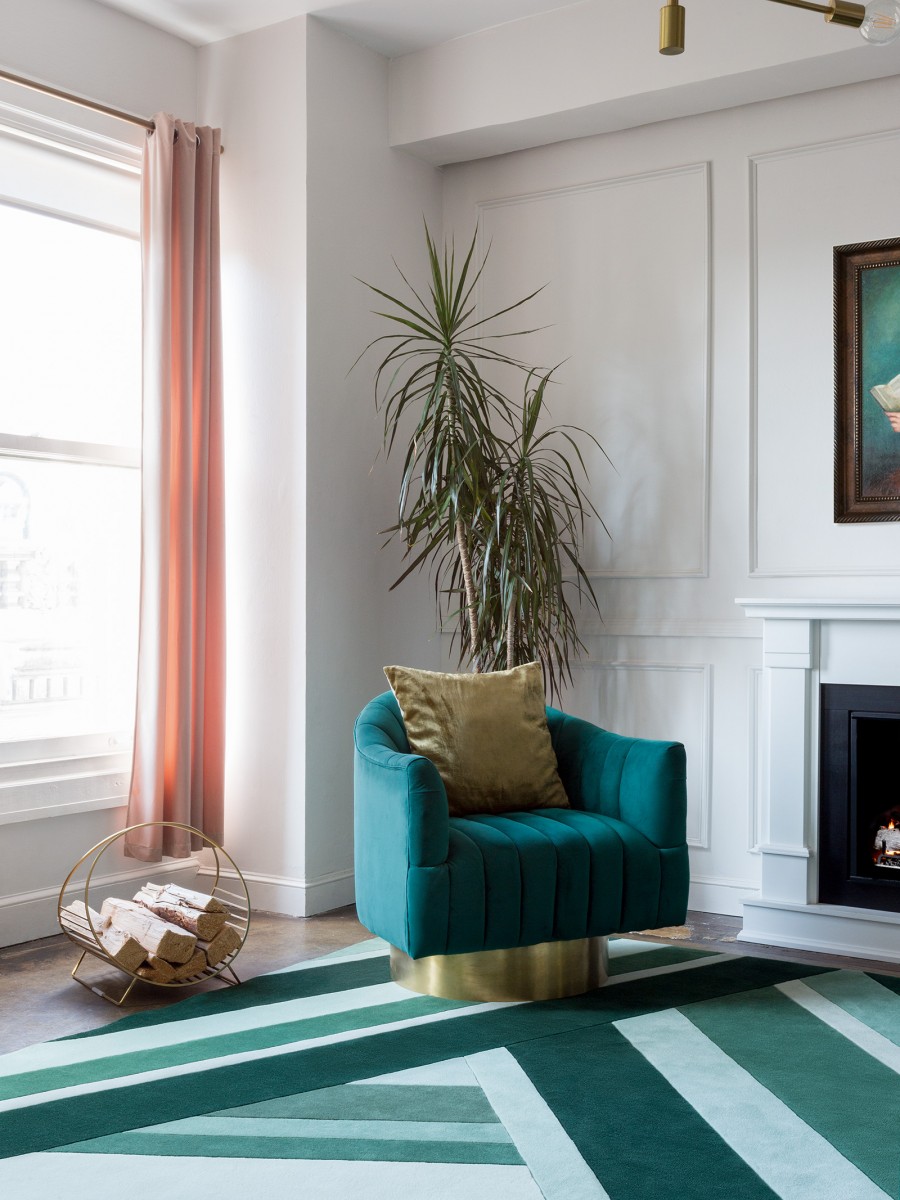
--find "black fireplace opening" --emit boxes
[820,684,900,913]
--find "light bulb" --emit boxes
[860,0,900,44]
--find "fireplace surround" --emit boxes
[737,599,900,964]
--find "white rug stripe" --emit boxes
[615,1008,891,1200]
[0,981,418,1080]
[271,941,390,973]
[467,1047,611,1200]
[608,953,736,986]
[0,1152,545,1200]
[142,1116,511,1143]
[0,998,523,1114]
[608,938,671,959]
[355,1057,479,1087]
[776,979,900,1074]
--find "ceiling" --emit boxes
[92,0,595,56]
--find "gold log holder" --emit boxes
[57,821,251,1006]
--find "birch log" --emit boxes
[137,882,227,914]
[199,923,242,967]
[172,949,207,980]
[133,888,226,940]
[137,955,176,984]
[100,898,197,964]
[61,902,147,974]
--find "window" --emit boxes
[0,106,142,823]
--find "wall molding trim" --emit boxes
[475,160,711,581]
[198,866,355,919]
[581,617,761,640]
[749,127,900,578]
[576,659,713,850]
[0,856,202,950]
[688,874,759,918]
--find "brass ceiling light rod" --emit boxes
[659,0,900,54]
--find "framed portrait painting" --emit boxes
[835,237,900,522]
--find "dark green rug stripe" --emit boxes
[870,971,900,999]
[214,1084,498,1122]
[0,995,466,1103]
[509,1022,780,1200]
[58,956,394,1040]
[0,955,829,1160]
[684,985,900,1195]
[608,947,716,975]
[55,1132,524,1164]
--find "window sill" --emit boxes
[0,793,127,826]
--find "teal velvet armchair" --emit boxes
[354,690,690,993]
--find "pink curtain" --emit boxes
[125,113,225,862]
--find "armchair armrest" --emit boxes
[548,709,687,849]
[353,730,450,870]
[354,696,451,952]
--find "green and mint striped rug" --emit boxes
[1,937,899,1198]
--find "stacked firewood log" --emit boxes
[60,883,242,982]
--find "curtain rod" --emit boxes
[0,67,224,152]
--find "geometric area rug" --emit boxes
[1,938,899,1199]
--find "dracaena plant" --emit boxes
[355,224,606,703]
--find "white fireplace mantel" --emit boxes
[736,597,900,964]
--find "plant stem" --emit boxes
[506,601,516,670]
[455,517,481,672]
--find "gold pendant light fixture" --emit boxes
[659,0,900,54]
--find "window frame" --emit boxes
[0,103,142,827]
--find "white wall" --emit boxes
[390,0,900,164]
[442,74,900,915]
[200,17,441,916]
[304,18,442,911]
[0,0,196,133]
[0,0,198,944]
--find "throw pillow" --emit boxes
[383,661,570,817]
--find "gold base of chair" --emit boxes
[389,936,609,1002]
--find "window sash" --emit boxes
[0,111,141,824]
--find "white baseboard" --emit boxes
[689,875,759,917]
[197,866,355,918]
[0,857,203,949]
[740,897,900,965]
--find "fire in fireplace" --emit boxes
[820,683,900,913]
[874,815,900,869]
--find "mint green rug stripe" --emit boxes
[55,1132,524,1164]
[214,1083,498,1122]
[510,1020,781,1200]
[0,955,829,1160]
[777,979,900,1071]
[682,985,900,1194]
[0,994,467,1103]
[58,955,395,1040]
[467,1048,610,1200]
[0,1154,543,1199]
[801,970,900,1044]
[132,1116,511,1143]
[617,1007,890,1200]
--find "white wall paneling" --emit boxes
[475,162,711,579]
[573,661,712,850]
[751,127,900,577]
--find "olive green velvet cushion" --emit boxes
[383,661,570,817]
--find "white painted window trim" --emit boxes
[0,109,141,827]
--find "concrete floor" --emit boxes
[0,906,367,1053]
[1,906,897,1055]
